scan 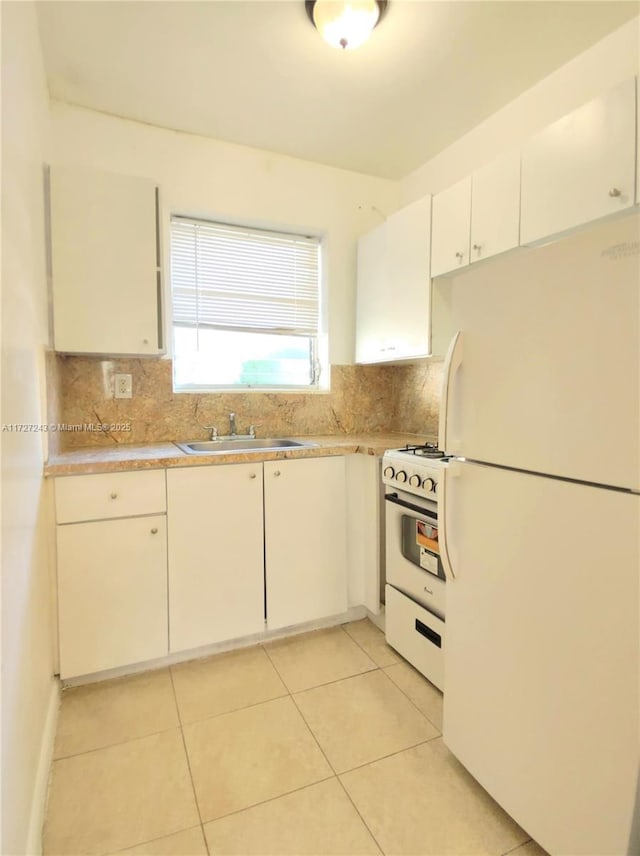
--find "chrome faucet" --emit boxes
[204,414,254,441]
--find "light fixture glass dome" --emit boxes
[310,1,383,50]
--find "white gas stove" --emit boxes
[382,443,451,690]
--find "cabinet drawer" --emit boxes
[385,584,445,690]
[55,470,166,523]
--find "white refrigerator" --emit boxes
[439,212,640,856]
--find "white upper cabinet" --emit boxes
[430,177,472,278]
[520,77,636,244]
[356,195,431,363]
[49,165,163,355]
[355,220,388,363]
[470,150,521,264]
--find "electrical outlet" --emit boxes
[114,373,132,399]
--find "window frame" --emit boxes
[169,214,325,393]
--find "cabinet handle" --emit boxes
[609,188,622,198]
[472,243,482,252]
[249,472,257,479]
[143,338,149,345]
[274,470,281,477]
[455,251,464,261]
[150,527,158,535]
[110,492,118,500]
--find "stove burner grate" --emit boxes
[400,443,445,459]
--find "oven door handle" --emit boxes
[384,492,438,522]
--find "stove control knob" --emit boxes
[383,466,395,478]
[408,474,421,487]
[422,477,435,492]
[395,470,407,484]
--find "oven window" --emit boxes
[401,515,443,579]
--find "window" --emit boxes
[170,216,322,390]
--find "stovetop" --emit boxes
[396,443,446,459]
[382,444,451,501]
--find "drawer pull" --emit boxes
[150,527,158,535]
[274,470,281,477]
[249,473,257,479]
[110,492,118,500]
[415,618,442,649]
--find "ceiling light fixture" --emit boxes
[305,1,388,50]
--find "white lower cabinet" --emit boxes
[167,463,265,653]
[55,470,168,679]
[264,457,348,630]
[57,515,168,679]
[55,456,351,677]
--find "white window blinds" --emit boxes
[171,216,320,337]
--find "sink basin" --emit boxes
[175,438,318,455]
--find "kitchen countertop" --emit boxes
[44,433,438,476]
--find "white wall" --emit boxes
[402,17,640,201]
[49,103,400,366]
[1,3,58,854]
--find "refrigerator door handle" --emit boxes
[439,331,463,453]
[439,462,458,580]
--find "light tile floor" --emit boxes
[44,620,550,856]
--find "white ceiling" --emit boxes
[36,1,639,179]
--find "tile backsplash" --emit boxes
[47,355,443,452]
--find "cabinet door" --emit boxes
[520,77,636,244]
[264,457,348,630]
[356,197,431,363]
[430,177,472,278]
[355,221,388,363]
[50,165,162,355]
[57,515,168,678]
[382,196,431,359]
[167,463,264,653]
[470,150,520,264]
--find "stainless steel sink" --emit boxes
[175,438,318,455]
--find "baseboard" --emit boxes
[25,679,60,856]
[62,605,368,687]
[367,605,386,632]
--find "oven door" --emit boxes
[384,490,446,619]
